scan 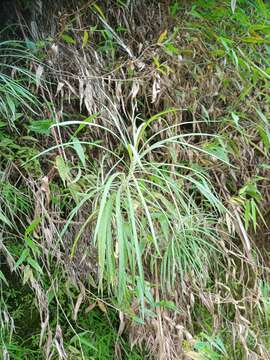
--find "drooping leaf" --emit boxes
[15,249,29,269]
[0,209,12,227]
[0,271,8,286]
[27,258,43,274]
[55,156,70,185]
[28,119,55,135]
[73,114,99,137]
[25,217,41,235]
[72,138,86,167]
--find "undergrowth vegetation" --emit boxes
[1,0,270,359]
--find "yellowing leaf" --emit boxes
[97,300,107,313]
[85,303,96,314]
[23,265,33,285]
[92,3,105,19]
[242,36,266,44]
[158,29,167,44]
[82,30,89,49]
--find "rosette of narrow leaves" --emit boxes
[44,105,229,316]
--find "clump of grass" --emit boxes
[0,40,41,128]
[49,103,229,314]
[0,272,145,360]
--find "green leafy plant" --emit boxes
[41,105,230,317]
[1,1,270,359]
[0,41,41,128]
[236,178,265,232]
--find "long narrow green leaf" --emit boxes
[116,186,127,302]
[126,186,145,315]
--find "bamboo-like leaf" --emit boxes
[126,186,145,315]
[97,193,113,290]
[27,257,43,274]
[0,270,8,286]
[14,249,29,269]
[231,0,237,13]
[116,186,126,301]
[93,172,120,246]
[61,34,76,44]
[55,156,70,185]
[82,30,89,49]
[132,176,160,256]
[72,137,86,167]
[0,209,12,227]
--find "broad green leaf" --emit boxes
[97,194,113,289]
[25,236,40,256]
[27,258,43,274]
[126,186,145,315]
[62,34,76,44]
[6,94,16,120]
[203,142,230,163]
[77,335,96,350]
[244,200,251,230]
[15,249,29,269]
[93,172,120,245]
[116,187,127,301]
[156,300,178,311]
[72,138,86,167]
[25,217,41,235]
[73,114,99,137]
[28,119,55,135]
[231,112,239,128]
[55,156,70,185]
[258,125,270,152]
[251,199,257,232]
[165,43,179,55]
[133,177,160,255]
